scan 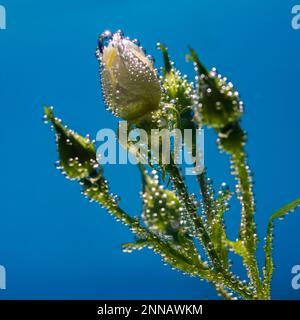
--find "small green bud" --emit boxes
[44,107,99,180]
[158,43,193,109]
[96,31,161,122]
[218,124,246,154]
[163,71,193,107]
[141,173,185,240]
[189,48,243,129]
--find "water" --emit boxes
[0,0,299,300]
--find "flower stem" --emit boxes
[165,160,255,299]
[230,150,262,297]
[197,170,214,222]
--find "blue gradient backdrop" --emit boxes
[0,0,299,299]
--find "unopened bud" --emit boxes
[96,30,161,122]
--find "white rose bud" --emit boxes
[96,30,161,121]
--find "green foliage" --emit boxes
[43,35,300,300]
[262,198,300,299]
[188,48,243,129]
[218,124,245,154]
[141,172,184,239]
[140,170,207,272]
[210,184,232,269]
[159,43,193,110]
[44,107,99,180]
[188,49,262,294]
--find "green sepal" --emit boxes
[159,43,193,110]
[188,48,243,129]
[44,106,99,180]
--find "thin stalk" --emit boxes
[196,171,235,300]
[165,160,255,299]
[197,170,214,222]
[216,286,235,300]
[85,166,254,298]
[230,151,262,297]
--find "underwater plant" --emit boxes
[44,30,300,300]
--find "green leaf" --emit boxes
[227,240,248,258]
[44,106,99,180]
[197,172,230,270]
[158,43,172,74]
[226,237,261,295]
[210,185,232,269]
[122,235,213,278]
[186,48,209,76]
[262,198,300,298]
[122,240,149,253]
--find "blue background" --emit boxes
[0,0,299,299]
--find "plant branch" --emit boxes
[164,160,255,299]
[197,170,214,222]
[230,150,262,296]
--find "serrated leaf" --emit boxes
[262,198,300,298]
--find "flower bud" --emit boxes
[141,173,186,241]
[44,107,99,180]
[96,30,161,122]
[158,43,193,109]
[218,123,246,154]
[189,48,243,129]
